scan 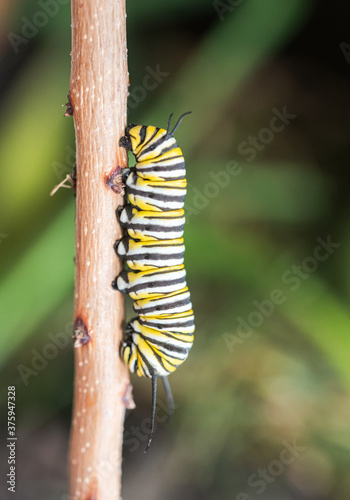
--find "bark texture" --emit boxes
[69,1,130,499]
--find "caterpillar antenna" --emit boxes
[167,113,174,134]
[171,111,192,135]
[162,376,175,415]
[145,375,158,453]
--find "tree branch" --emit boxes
[68,1,131,499]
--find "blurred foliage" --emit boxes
[1,0,350,499]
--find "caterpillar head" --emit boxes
[119,123,136,151]
[120,124,164,158]
[119,113,192,158]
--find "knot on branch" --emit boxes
[64,92,74,117]
[122,382,136,409]
[73,317,91,347]
[105,166,125,195]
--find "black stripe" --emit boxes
[140,127,159,150]
[139,126,147,144]
[139,333,189,355]
[136,338,168,374]
[129,171,186,190]
[145,328,194,339]
[123,206,184,220]
[138,173,186,181]
[137,242,184,248]
[139,318,194,329]
[125,222,184,233]
[135,344,154,377]
[150,155,183,164]
[146,183,186,191]
[135,293,191,308]
[128,186,186,203]
[123,346,132,364]
[138,135,171,157]
[150,175,185,181]
[151,144,180,160]
[138,162,185,172]
[117,270,129,283]
[138,215,185,221]
[128,276,186,294]
[127,251,184,262]
[131,213,185,220]
[134,267,185,278]
[134,331,193,346]
[134,296,191,314]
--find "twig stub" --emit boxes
[64,92,74,117]
[73,317,91,347]
[105,166,125,195]
[69,1,129,498]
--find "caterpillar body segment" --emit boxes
[133,288,193,317]
[118,205,185,241]
[116,237,185,271]
[126,171,187,212]
[115,265,187,300]
[121,319,193,377]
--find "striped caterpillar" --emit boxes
[113,113,194,450]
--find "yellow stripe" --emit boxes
[131,208,185,219]
[126,264,185,285]
[128,194,163,212]
[133,287,189,308]
[139,310,194,320]
[138,145,183,164]
[128,237,184,251]
[134,127,166,157]
[135,177,187,189]
[128,125,143,154]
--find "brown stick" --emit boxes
[68,1,132,499]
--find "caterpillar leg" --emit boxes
[121,167,132,184]
[111,278,119,291]
[111,269,129,293]
[113,236,129,258]
[115,205,124,221]
[119,135,132,150]
[116,204,133,227]
[111,269,129,292]
[162,376,175,415]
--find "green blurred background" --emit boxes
[1,0,350,498]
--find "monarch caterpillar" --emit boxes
[113,113,194,451]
